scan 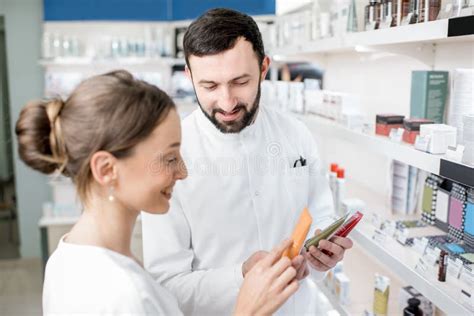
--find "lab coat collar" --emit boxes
[195,105,263,141]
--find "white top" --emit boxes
[43,235,182,315]
[142,105,334,316]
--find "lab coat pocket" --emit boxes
[285,166,310,212]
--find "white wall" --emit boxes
[1,0,49,258]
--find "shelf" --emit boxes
[271,17,474,56]
[351,220,472,315]
[39,57,185,67]
[296,114,474,188]
[38,215,79,227]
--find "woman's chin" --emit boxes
[142,201,170,215]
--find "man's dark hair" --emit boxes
[183,8,265,69]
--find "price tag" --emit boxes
[413,237,429,255]
[395,228,408,245]
[447,257,464,280]
[389,128,404,143]
[460,265,474,289]
[423,247,439,267]
[381,220,396,237]
[371,213,382,228]
[372,228,387,246]
[414,134,430,152]
[415,256,429,276]
[460,265,474,312]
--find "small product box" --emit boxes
[376,114,405,136]
[334,272,350,305]
[419,124,457,154]
[373,274,390,315]
[410,71,449,124]
[402,118,434,144]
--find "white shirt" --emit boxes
[43,235,182,315]
[142,105,334,315]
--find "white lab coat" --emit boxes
[43,235,182,315]
[142,105,334,315]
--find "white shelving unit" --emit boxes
[351,221,472,315]
[339,179,472,314]
[271,18,474,56]
[295,114,474,188]
[39,57,185,67]
[297,114,441,174]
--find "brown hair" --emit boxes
[15,70,175,202]
[183,8,265,69]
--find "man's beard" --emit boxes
[196,84,261,134]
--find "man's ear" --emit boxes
[260,55,271,81]
[185,65,192,81]
[89,151,118,186]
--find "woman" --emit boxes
[16,70,299,315]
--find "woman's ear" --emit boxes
[90,151,118,186]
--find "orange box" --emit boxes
[283,207,313,259]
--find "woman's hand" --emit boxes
[234,239,299,315]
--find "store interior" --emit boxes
[0,0,473,315]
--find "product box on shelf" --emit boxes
[402,118,434,144]
[410,71,449,124]
[375,114,405,136]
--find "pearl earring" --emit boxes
[108,186,115,202]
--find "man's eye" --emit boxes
[204,85,217,91]
[235,81,249,86]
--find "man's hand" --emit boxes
[303,229,353,271]
[242,251,268,277]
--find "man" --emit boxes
[142,8,353,315]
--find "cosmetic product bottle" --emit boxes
[429,0,442,21]
[403,297,423,316]
[409,0,420,24]
[365,0,379,30]
[335,168,346,215]
[347,0,359,32]
[401,0,412,24]
[438,250,448,282]
[391,0,398,26]
[374,0,382,29]
[329,163,339,204]
[380,0,394,28]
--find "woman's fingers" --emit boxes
[262,239,293,267]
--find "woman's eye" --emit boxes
[167,158,177,164]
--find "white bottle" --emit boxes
[329,163,339,202]
[335,168,346,216]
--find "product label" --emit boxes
[372,229,387,246]
[447,258,464,280]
